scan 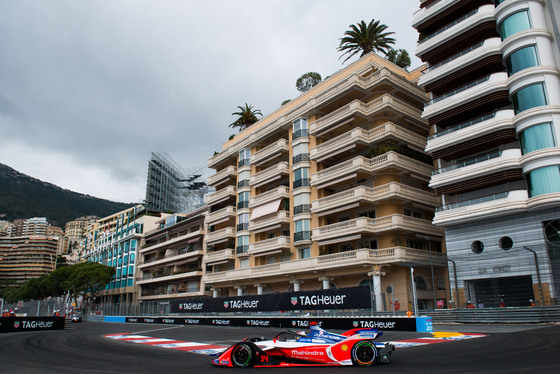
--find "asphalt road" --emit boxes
[0,322,558,373]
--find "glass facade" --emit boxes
[505,45,538,76]
[512,83,547,114]
[527,165,560,197]
[519,123,555,154]
[499,10,531,40]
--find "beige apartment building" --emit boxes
[204,53,446,311]
[137,207,207,306]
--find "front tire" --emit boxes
[351,340,377,367]
[231,342,256,368]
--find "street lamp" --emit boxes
[522,246,544,306]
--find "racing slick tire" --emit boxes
[351,340,377,367]
[231,342,257,368]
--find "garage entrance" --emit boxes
[465,275,534,307]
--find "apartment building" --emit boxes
[0,236,59,288]
[137,207,206,307]
[82,206,168,304]
[414,0,560,306]
[204,53,446,311]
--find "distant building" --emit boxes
[145,152,207,213]
[9,219,24,237]
[22,217,49,236]
[82,205,170,304]
[0,220,10,236]
[0,236,59,288]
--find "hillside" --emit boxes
[0,163,134,226]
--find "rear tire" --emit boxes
[231,342,256,368]
[351,340,377,367]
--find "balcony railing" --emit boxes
[293,129,309,140]
[294,231,312,242]
[418,8,478,44]
[428,112,496,140]
[250,185,290,207]
[293,153,310,165]
[293,178,311,189]
[436,192,509,212]
[433,151,502,175]
[426,41,483,72]
[429,75,490,105]
[251,138,289,166]
[293,204,311,215]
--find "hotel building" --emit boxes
[414,0,560,306]
[204,54,446,311]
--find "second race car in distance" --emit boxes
[212,322,394,368]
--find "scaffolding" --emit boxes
[145,152,207,213]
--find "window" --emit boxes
[505,45,538,76]
[236,235,249,253]
[239,258,249,269]
[519,123,555,154]
[299,247,311,259]
[292,118,308,139]
[238,170,250,187]
[294,219,311,241]
[293,167,310,189]
[414,276,428,290]
[187,280,198,292]
[500,236,513,250]
[499,10,531,40]
[526,165,560,197]
[238,149,250,167]
[471,241,484,254]
[237,213,249,231]
[237,191,250,209]
[358,210,376,219]
[294,193,311,214]
[512,83,547,114]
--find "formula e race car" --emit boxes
[212,323,394,368]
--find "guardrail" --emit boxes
[427,306,560,324]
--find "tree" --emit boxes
[337,19,396,63]
[61,262,115,312]
[229,103,262,131]
[386,49,411,70]
[281,99,291,106]
[296,72,322,92]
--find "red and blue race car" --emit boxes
[212,322,394,368]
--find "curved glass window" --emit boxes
[527,165,560,197]
[499,10,531,40]
[512,83,547,114]
[505,45,538,76]
[519,123,555,154]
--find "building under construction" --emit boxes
[145,152,207,213]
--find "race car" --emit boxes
[212,322,394,368]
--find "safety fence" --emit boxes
[426,306,560,324]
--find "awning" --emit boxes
[253,249,282,258]
[187,237,200,244]
[318,234,361,247]
[250,199,282,220]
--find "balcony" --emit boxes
[249,210,290,232]
[434,190,528,225]
[204,248,235,265]
[312,182,438,215]
[412,0,454,29]
[310,122,426,162]
[430,149,522,189]
[140,230,203,254]
[250,139,289,166]
[248,236,290,257]
[313,214,443,243]
[427,109,515,154]
[136,270,203,285]
[206,185,236,206]
[206,206,236,226]
[204,247,447,284]
[422,72,508,119]
[205,227,235,245]
[415,5,496,58]
[250,186,290,208]
[250,161,289,188]
[311,152,433,189]
[138,250,203,270]
[207,165,237,188]
[310,94,425,137]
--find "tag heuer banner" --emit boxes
[170,286,371,313]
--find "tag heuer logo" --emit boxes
[13,322,20,329]
[247,320,250,325]
[353,321,358,327]
[291,297,298,305]
[223,302,228,308]
[292,321,296,326]
[179,305,183,310]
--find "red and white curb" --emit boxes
[104,334,226,355]
[105,332,486,355]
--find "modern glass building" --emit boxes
[414,0,560,306]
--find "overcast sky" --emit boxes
[0,0,422,203]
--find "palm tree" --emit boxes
[337,19,396,63]
[230,103,262,131]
